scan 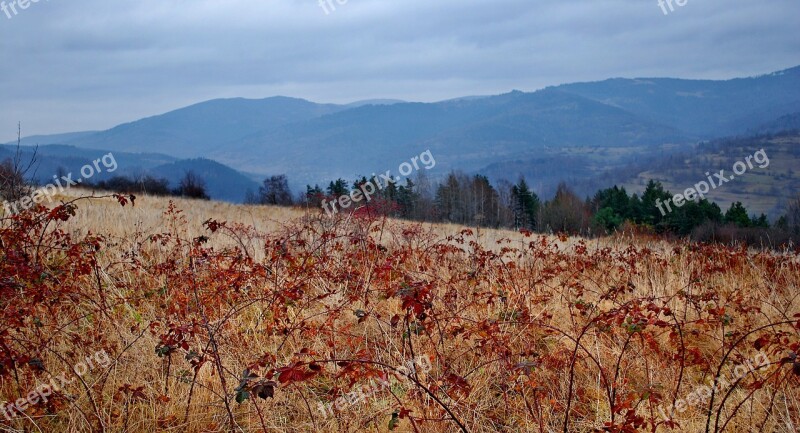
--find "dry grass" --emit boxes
[1,191,798,433]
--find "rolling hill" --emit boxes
[6,65,800,204]
[64,96,345,158]
[0,145,259,203]
[555,66,800,137]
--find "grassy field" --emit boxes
[1,191,798,433]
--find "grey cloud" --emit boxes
[0,0,798,139]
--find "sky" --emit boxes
[0,0,798,141]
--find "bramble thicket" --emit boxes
[0,195,799,432]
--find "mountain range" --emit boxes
[6,65,800,205]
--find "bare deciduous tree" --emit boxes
[258,175,293,206]
[787,195,800,234]
[0,123,37,204]
[174,171,210,200]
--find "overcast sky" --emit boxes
[0,0,798,141]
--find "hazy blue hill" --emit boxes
[148,158,260,203]
[212,89,688,181]
[16,65,799,195]
[419,89,687,169]
[0,144,176,184]
[753,112,800,134]
[0,145,258,203]
[25,66,800,171]
[30,144,175,167]
[344,99,406,108]
[211,100,496,182]
[66,96,345,157]
[5,131,100,147]
[556,66,800,137]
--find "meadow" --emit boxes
[1,191,798,432]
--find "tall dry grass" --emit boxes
[0,191,797,433]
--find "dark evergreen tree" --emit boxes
[397,178,420,219]
[593,186,630,217]
[510,177,539,230]
[640,180,673,229]
[327,179,349,197]
[663,198,723,235]
[594,207,624,232]
[305,184,325,207]
[591,186,630,230]
[751,213,770,228]
[724,202,751,227]
[627,194,644,224]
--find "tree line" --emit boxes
[1,164,213,203]
[249,172,800,247]
[4,148,798,247]
[88,172,211,200]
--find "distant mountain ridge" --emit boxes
[12,131,100,147]
[555,65,800,136]
[213,87,690,182]
[8,65,800,197]
[753,112,800,134]
[344,99,406,108]
[65,96,345,158]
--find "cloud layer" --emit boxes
[1,0,798,139]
